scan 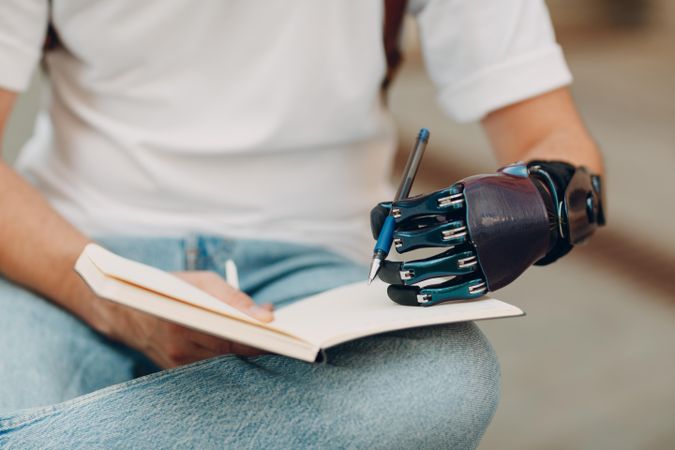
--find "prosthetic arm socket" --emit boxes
[462,161,605,291]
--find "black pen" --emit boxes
[368,128,430,284]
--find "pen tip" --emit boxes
[368,258,382,285]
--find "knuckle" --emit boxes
[226,291,252,308]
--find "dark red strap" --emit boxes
[382,0,408,91]
[43,0,59,52]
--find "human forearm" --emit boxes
[482,87,604,175]
[0,162,100,323]
[0,88,103,329]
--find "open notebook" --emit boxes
[75,244,524,362]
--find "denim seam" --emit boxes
[183,234,199,271]
[0,407,61,433]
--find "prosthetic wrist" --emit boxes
[525,160,606,265]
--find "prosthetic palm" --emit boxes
[370,161,605,306]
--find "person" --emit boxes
[0,1,604,448]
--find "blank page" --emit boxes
[270,279,524,348]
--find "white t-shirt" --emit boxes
[0,0,571,262]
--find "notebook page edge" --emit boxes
[77,247,306,342]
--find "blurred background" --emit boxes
[2,1,673,449]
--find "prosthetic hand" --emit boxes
[370,161,605,306]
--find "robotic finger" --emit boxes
[393,220,468,252]
[386,276,488,307]
[386,183,468,253]
[390,185,464,222]
[378,248,478,285]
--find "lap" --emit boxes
[1,322,499,449]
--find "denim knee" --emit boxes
[409,323,501,433]
[323,322,500,449]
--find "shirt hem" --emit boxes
[437,45,573,122]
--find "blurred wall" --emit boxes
[2,73,42,164]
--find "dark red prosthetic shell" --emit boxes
[462,173,552,291]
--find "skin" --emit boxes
[0,85,602,369]
[482,87,604,175]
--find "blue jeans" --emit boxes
[0,236,499,449]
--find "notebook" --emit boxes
[75,244,524,362]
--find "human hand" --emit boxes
[101,271,274,368]
[370,162,603,306]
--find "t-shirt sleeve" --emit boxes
[0,0,49,92]
[410,0,572,122]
